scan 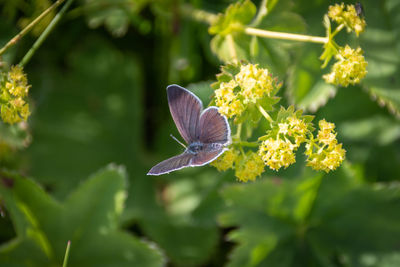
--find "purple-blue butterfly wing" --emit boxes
[198,107,230,144]
[191,143,225,166]
[167,85,202,144]
[190,107,230,166]
[147,152,193,176]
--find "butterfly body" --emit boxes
[187,142,204,154]
[147,85,231,176]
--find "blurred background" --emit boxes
[0,0,400,266]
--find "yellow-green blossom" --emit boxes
[317,119,336,145]
[0,66,31,124]
[259,137,296,171]
[211,147,239,171]
[305,120,346,172]
[328,3,366,36]
[306,142,346,172]
[323,45,368,87]
[235,151,264,182]
[214,80,245,118]
[214,63,279,119]
[286,115,308,147]
[235,64,274,104]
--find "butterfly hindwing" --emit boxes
[191,144,225,166]
[167,85,202,144]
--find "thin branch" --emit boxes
[244,27,328,44]
[19,0,75,67]
[257,104,273,123]
[0,0,65,56]
[226,34,238,63]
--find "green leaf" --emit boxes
[140,170,230,266]
[26,37,143,199]
[360,0,400,118]
[210,0,305,77]
[287,44,338,112]
[0,165,164,266]
[339,115,400,146]
[219,164,400,266]
[209,0,256,36]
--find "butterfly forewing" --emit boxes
[198,107,230,144]
[147,153,193,175]
[167,85,202,144]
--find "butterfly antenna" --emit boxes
[170,134,187,148]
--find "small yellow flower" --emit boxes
[235,151,264,182]
[214,80,245,118]
[305,120,346,172]
[306,142,346,172]
[328,3,366,36]
[287,116,308,146]
[211,147,239,171]
[328,3,345,21]
[214,63,280,120]
[259,137,296,171]
[317,119,337,145]
[278,122,289,135]
[235,64,274,104]
[323,45,368,87]
[0,66,31,124]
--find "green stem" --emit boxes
[180,5,329,45]
[239,146,245,156]
[180,4,218,25]
[235,123,242,139]
[234,141,259,148]
[330,24,345,38]
[62,240,71,267]
[244,27,328,44]
[226,34,238,63]
[257,104,273,123]
[0,0,65,56]
[19,0,75,67]
[250,0,268,27]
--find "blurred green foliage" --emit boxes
[0,0,399,266]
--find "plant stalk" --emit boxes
[257,104,273,123]
[244,27,328,44]
[0,0,65,56]
[19,0,75,67]
[62,240,71,267]
[226,34,238,63]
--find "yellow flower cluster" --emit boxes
[305,120,346,172]
[0,66,31,124]
[259,138,296,171]
[285,116,308,147]
[214,64,276,118]
[214,80,245,118]
[323,45,368,87]
[235,151,265,182]
[258,113,309,171]
[235,64,274,104]
[211,147,239,171]
[328,3,366,36]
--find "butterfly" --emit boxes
[147,84,231,175]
